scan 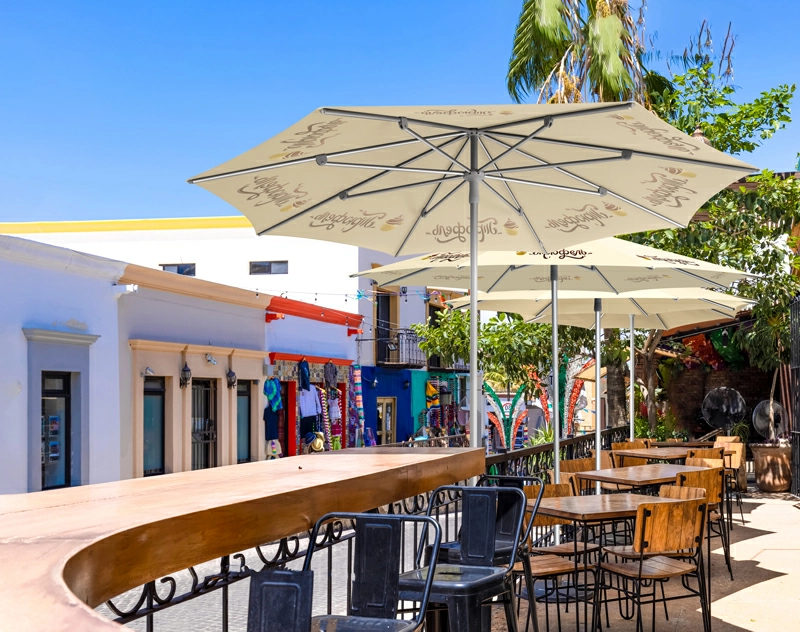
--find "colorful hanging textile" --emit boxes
[425,381,440,409]
[349,365,365,447]
[317,386,332,450]
[263,377,283,412]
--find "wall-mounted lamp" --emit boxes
[206,353,218,365]
[387,341,398,352]
[179,363,192,388]
[371,378,378,388]
[141,367,155,377]
[226,369,237,389]
[403,380,410,390]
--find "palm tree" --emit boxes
[507,0,669,104]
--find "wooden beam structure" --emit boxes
[0,447,483,631]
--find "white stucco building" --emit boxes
[0,234,364,494]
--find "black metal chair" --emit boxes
[247,568,313,632]
[301,511,442,631]
[398,485,528,632]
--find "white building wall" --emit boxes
[266,316,355,361]
[0,237,124,494]
[117,288,267,480]
[19,228,361,312]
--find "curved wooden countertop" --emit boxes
[0,447,484,631]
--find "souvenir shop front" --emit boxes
[416,370,468,437]
[265,353,362,456]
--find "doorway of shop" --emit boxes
[376,397,396,445]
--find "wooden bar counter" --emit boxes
[0,447,483,631]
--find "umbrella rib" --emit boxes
[534,301,552,319]
[711,308,737,318]
[188,132,462,184]
[478,136,524,210]
[480,179,521,213]
[342,175,463,200]
[629,298,649,317]
[699,298,737,311]
[258,135,465,234]
[484,174,601,195]
[487,265,517,293]
[673,268,728,289]
[322,161,460,176]
[656,314,669,329]
[401,124,470,171]
[526,136,755,172]
[483,134,686,228]
[394,138,471,256]
[320,107,474,133]
[584,266,620,294]
[419,137,471,214]
[481,102,635,132]
[482,153,631,175]
[477,119,552,171]
[478,136,548,252]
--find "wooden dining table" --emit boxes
[575,464,708,488]
[613,446,731,466]
[533,493,682,631]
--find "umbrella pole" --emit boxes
[630,314,635,441]
[551,264,560,542]
[595,299,602,495]
[468,134,481,451]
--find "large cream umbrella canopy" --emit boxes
[189,102,754,450]
[352,237,756,293]
[450,288,754,454]
[189,103,753,254]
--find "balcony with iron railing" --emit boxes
[374,328,427,368]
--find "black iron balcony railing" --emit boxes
[96,427,627,630]
[374,328,427,368]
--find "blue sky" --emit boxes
[0,1,796,222]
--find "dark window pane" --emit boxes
[161,263,196,276]
[250,260,288,275]
[237,382,251,463]
[43,377,64,391]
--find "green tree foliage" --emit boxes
[627,56,797,430]
[507,0,670,103]
[410,310,592,395]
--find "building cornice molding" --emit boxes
[129,339,268,359]
[0,235,127,280]
[23,328,101,346]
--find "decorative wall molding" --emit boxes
[22,328,101,346]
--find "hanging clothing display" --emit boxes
[264,405,280,441]
[323,361,338,393]
[298,387,321,418]
[297,359,311,391]
[329,389,343,438]
[263,377,283,412]
[266,439,282,459]
[318,386,332,451]
[349,365,365,447]
[425,381,440,409]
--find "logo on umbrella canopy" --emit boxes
[269,118,346,160]
[545,204,613,233]
[237,175,311,212]
[427,218,501,244]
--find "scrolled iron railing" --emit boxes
[98,426,629,629]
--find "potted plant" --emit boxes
[750,400,791,492]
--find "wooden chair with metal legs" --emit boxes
[601,486,707,625]
[515,483,597,632]
[715,440,746,526]
[610,441,649,467]
[678,466,734,584]
[688,447,725,461]
[559,458,595,496]
[590,450,634,493]
[594,497,711,632]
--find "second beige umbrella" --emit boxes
[449,288,754,457]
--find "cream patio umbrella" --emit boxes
[189,103,755,449]
[449,288,754,470]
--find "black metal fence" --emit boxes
[99,426,628,630]
[375,328,427,368]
